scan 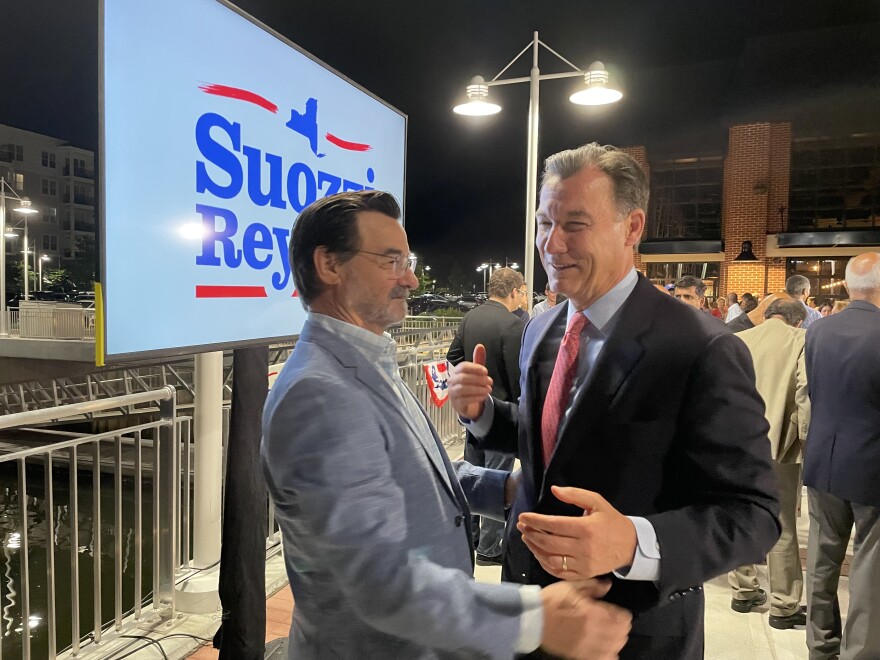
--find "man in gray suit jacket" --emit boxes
[803,252,880,660]
[261,190,631,659]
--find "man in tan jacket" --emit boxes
[729,298,811,629]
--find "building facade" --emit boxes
[633,124,880,304]
[0,123,95,290]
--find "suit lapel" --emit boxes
[309,323,459,501]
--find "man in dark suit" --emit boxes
[447,266,525,565]
[449,143,780,659]
[803,252,880,659]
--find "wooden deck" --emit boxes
[186,587,293,659]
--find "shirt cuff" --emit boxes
[613,516,661,581]
[515,585,543,653]
[459,396,494,438]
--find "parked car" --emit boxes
[408,294,468,315]
[454,295,485,310]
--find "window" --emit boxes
[41,151,56,168]
[73,182,93,205]
[788,136,880,231]
[43,207,57,224]
[14,173,24,191]
[786,258,850,302]
[647,157,723,240]
[41,178,57,197]
[74,209,95,233]
[42,234,58,251]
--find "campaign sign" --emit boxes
[100,0,406,361]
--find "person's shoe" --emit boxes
[730,589,767,613]
[769,606,807,630]
[475,553,502,567]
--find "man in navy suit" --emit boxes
[449,143,780,659]
[803,252,880,660]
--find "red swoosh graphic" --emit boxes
[325,133,372,152]
[196,285,268,298]
[198,83,278,113]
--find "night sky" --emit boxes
[2,0,878,290]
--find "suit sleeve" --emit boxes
[796,345,811,441]
[262,377,524,658]
[454,460,509,521]
[502,318,524,401]
[446,317,466,366]
[647,332,781,599]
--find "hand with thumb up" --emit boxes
[447,344,493,421]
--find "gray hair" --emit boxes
[785,274,811,297]
[541,143,649,218]
[845,253,880,294]
[764,299,807,326]
[674,275,706,298]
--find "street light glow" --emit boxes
[12,198,38,215]
[569,62,623,106]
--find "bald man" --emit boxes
[803,253,880,659]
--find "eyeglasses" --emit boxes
[355,250,418,276]
[517,287,528,296]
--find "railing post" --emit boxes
[155,394,178,616]
[193,351,223,567]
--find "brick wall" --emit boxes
[622,145,650,275]
[721,122,792,296]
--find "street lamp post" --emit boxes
[476,262,489,291]
[38,254,50,292]
[1,181,38,335]
[454,32,622,310]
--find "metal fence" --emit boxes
[3,307,96,340]
[391,318,463,448]
[0,388,181,659]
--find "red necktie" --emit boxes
[541,312,588,466]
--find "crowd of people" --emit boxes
[260,142,879,659]
[663,275,850,326]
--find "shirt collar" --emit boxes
[308,312,398,375]
[566,267,639,333]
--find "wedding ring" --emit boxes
[562,555,568,572]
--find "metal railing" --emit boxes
[392,319,463,447]
[0,388,180,658]
[3,308,96,340]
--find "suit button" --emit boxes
[454,515,463,527]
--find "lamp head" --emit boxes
[569,61,623,106]
[733,240,759,262]
[453,76,502,116]
[13,198,38,215]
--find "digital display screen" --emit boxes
[101,0,406,360]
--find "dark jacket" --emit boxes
[481,274,780,659]
[447,300,523,402]
[803,300,880,507]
